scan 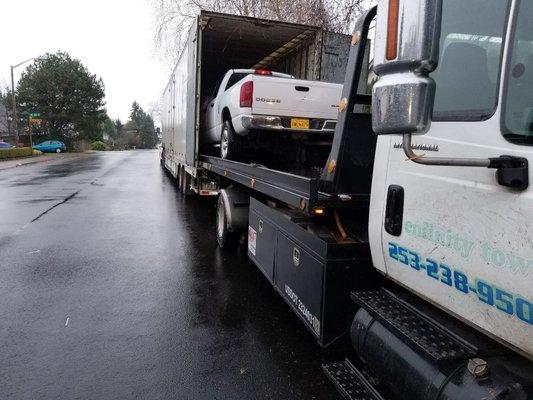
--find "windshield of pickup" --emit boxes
[502,0,533,146]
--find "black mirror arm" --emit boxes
[402,133,529,190]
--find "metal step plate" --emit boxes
[352,290,477,361]
[323,360,385,400]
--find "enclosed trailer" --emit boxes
[160,11,351,184]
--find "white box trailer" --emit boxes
[160,11,352,188]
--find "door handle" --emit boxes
[385,185,404,236]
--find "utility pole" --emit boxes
[10,66,18,146]
[10,57,36,147]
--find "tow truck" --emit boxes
[161,1,533,398]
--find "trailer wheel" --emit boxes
[216,194,238,249]
[220,121,241,160]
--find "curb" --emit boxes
[0,153,87,172]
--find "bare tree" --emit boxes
[152,0,369,65]
[148,100,162,127]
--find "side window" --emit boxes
[225,73,247,91]
[211,77,223,100]
[431,0,510,121]
[502,0,533,146]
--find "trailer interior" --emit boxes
[199,13,322,100]
[198,13,356,174]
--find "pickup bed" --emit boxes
[202,69,343,159]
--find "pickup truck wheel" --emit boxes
[220,121,241,160]
[216,194,238,249]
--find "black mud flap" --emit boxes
[322,360,385,400]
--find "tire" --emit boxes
[55,148,61,153]
[216,195,238,249]
[220,121,241,160]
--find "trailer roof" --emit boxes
[200,10,320,73]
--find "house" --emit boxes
[0,103,11,141]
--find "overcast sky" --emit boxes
[0,0,167,123]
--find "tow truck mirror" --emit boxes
[372,0,442,135]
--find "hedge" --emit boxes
[0,147,34,160]
[91,141,107,151]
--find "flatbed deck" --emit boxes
[199,155,371,212]
[199,155,326,212]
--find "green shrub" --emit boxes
[0,147,34,160]
[32,149,43,156]
[91,141,107,151]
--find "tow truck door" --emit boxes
[372,0,533,357]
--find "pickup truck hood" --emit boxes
[251,76,342,120]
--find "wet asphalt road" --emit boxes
[0,151,340,400]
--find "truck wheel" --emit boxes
[220,121,241,160]
[216,194,238,249]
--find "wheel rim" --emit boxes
[221,127,229,159]
[216,199,225,239]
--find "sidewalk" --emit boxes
[0,152,87,171]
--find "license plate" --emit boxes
[290,118,309,130]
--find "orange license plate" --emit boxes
[290,118,310,129]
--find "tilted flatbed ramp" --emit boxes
[199,155,325,212]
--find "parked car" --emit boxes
[0,141,14,149]
[33,140,66,153]
[202,69,343,159]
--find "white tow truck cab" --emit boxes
[370,0,533,358]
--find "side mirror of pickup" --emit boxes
[372,0,442,135]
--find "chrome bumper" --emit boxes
[241,115,336,132]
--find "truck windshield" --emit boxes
[431,0,510,121]
[502,0,533,146]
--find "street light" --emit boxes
[10,57,35,146]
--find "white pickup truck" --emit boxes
[202,69,343,159]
